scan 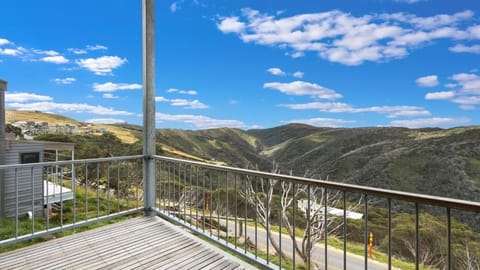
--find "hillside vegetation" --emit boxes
[10,111,480,202]
[157,124,480,204]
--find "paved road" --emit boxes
[221,219,391,270]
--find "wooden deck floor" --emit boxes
[0,216,256,270]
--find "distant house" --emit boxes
[0,79,74,218]
[298,199,364,220]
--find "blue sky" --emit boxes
[0,0,479,130]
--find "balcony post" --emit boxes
[142,0,156,215]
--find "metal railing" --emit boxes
[152,155,480,270]
[0,155,144,246]
[1,154,480,269]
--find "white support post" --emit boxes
[142,0,156,215]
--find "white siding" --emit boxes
[2,141,44,218]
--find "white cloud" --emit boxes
[170,2,178,12]
[393,0,425,3]
[293,71,304,78]
[155,96,208,109]
[33,49,59,56]
[229,100,239,105]
[156,112,246,129]
[86,45,108,51]
[6,101,133,116]
[102,93,119,99]
[155,96,168,102]
[287,51,305,58]
[449,44,480,54]
[468,25,480,39]
[40,55,69,64]
[267,67,286,76]
[93,82,142,92]
[264,81,342,99]
[5,93,53,102]
[53,77,76,85]
[425,91,455,100]
[280,102,431,118]
[217,9,475,65]
[416,75,439,87]
[288,117,355,127]
[0,38,10,46]
[68,48,87,54]
[451,73,480,95]
[217,16,246,33]
[390,117,470,128]
[85,118,126,124]
[0,48,21,56]
[420,72,480,110]
[68,45,108,55]
[459,104,476,110]
[167,88,198,95]
[76,56,127,75]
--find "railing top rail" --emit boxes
[0,155,144,170]
[153,155,480,213]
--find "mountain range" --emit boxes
[6,110,480,203]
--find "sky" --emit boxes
[0,0,479,130]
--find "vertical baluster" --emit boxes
[136,160,140,209]
[85,162,88,221]
[31,167,35,235]
[266,177,270,264]
[107,162,110,215]
[45,166,49,231]
[293,183,296,269]
[195,166,199,230]
[244,174,248,254]
[168,162,171,215]
[183,164,187,223]
[415,202,419,270]
[202,168,206,233]
[234,173,238,249]
[447,207,451,270]
[60,166,64,227]
[73,162,76,225]
[209,170,213,237]
[364,194,368,270]
[343,190,347,270]
[226,170,229,245]
[15,168,18,239]
[388,198,392,270]
[325,187,328,270]
[117,161,120,213]
[217,170,220,240]
[255,176,258,259]
[307,184,311,270]
[96,163,100,218]
[279,196,282,269]
[189,165,192,227]
[126,160,130,211]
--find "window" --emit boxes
[20,152,40,164]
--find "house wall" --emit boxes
[0,79,7,217]
[2,141,44,218]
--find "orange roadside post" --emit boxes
[369,231,373,257]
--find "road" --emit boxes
[219,219,392,270]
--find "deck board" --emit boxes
[0,216,256,270]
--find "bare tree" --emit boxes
[457,242,480,270]
[239,163,362,268]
